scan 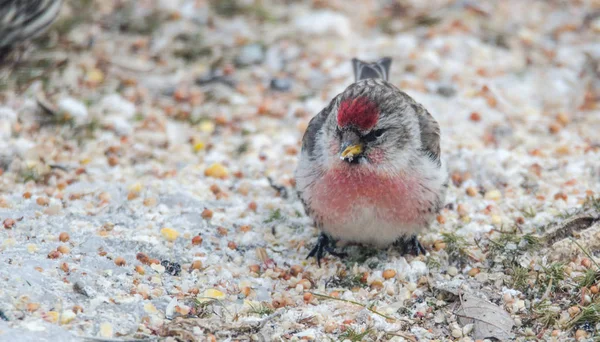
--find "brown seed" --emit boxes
[248,202,257,211]
[451,172,463,186]
[59,232,70,242]
[290,265,303,277]
[436,215,446,224]
[330,291,340,298]
[48,250,61,259]
[383,269,396,280]
[142,197,157,207]
[217,227,228,236]
[57,245,70,254]
[469,112,481,122]
[568,306,581,317]
[27,303,40,312]
[466,187,478,197]
[549,122,561,134]
[36,197,49,206]
[581,258,592,269]
[590,285,599,294]
[556,113,569,126]
[468,268,480,277]
[114,257,126,266]
[23,191,32,199]
[554,192,568,201]
[241,286,251,297]
[108,156,119,166]
[3,218,15,229]
[127,192,138,200]
[60,263,69,272]
[370,280,384,290]
[191,260,203,270]
[135,265,145,275]
[136,252,150,264]
[298,279,312,290]
[303,292,313,303]
[227,241,237,250]
[191,236,203,245]
[239,225,251,233]
[201,209,213,219]
[209,184,221,194]
[72,305,83,314]
[433,240,446,251]
[515,216,525,225]
[575,329,587,340]
[249,264,260,273]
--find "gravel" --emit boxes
[1,0,600,341]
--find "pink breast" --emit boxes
[311,166,423,225]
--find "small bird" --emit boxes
[295,57,448,266]
[0,0,63,56]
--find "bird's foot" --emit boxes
[394,235,426,256]
[306,233,347,267]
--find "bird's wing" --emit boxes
[412,103,441,164]
[0,0,63,47]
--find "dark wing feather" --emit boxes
[410,103,441,165]
[0,0,63,47]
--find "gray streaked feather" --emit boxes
[0,0,63,48]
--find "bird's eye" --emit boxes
[363,129,386,142]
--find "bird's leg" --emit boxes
[394,235,426,256]
[307,233,347,267]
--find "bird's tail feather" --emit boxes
[352,57,392,82]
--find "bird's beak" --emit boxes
[340,143,363,161]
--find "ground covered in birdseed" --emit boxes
[1,0,600,341]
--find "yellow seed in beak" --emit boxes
[340,144,363,159]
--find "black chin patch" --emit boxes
[343,156,363,164]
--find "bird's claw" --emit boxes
[394,235,426,256]
[307,233,346,267]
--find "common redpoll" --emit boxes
[0,0,63,50]
[295,57,448,266]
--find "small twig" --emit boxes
[385,331,418,342]
[570,238,600,270]
[309,292,395,321]
[81,337,158,342]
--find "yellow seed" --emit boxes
[99,322,113,338]
[128,182,142,193]
[491,215,502,225]
[45,311,60,323]
[86,68,104,84]
[161,227,179,241]
[383,269,396,279]
[484,189,502,200]
[199,121,215,133]
[198,289,225,302]
[80,158,91,165]
[193,142,205,152]
[60,311,76,324]
[204,163,229,179]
